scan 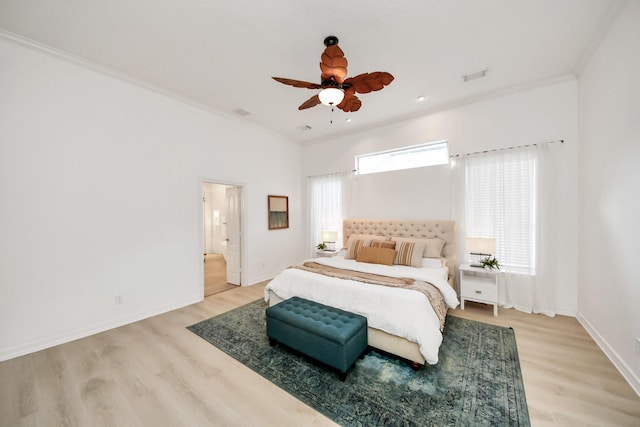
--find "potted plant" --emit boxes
[479,256,501,270]
[316,242,327,251]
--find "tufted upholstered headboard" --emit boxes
[343,219,456,285]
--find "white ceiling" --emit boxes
[0,0,624,144]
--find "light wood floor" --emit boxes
[1,284,638,427]
[204,253,236,297]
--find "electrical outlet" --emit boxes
[114,295,124,305]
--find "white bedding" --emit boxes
[264,254,460,364]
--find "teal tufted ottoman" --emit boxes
[266,297,368,381]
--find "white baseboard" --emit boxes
[555,306,576,317]
[0,295,202,362]
[245,274,274,286]
[576,311,640,398]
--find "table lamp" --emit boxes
[321,230,338,251]
[466,237,496,267]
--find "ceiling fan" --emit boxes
[272,36,394,112]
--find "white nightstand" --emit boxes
[459,264,501,316]
[315,250,339,257]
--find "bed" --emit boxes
[264,219,459,366]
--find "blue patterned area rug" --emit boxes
[188,299,530,426]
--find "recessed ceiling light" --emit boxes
[302,124,313,131]
[416,96,426,102]
[345,118,352,123]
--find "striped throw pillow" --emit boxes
[371,240,396,249]
[394,241,427,268]
[345,239,366,259]
[391,237,445,258]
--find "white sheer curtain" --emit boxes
[307,172,352,258]
[532,142,562,316]
[451,142,562,316]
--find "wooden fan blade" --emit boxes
[343,72,394,94]
[272,77,321,89]
[337,91,362,112]
[319,45,348,84]
[298,94,321,110]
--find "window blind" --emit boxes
[465,152,537,274]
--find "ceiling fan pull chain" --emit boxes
[330,106,334,124]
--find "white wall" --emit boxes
[0,36,304,360]
[302,80,579,315]
[577,1,640,394]
[350,164,452,220]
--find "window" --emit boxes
[307,173,349,257]
[356,141,448,175]
[453,141,563,315]
[463,150,536,274]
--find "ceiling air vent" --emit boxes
[462,68,488,82]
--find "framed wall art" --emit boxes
[268,195,289,230]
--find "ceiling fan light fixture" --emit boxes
[272,36,394,113]
[318,87,345,106]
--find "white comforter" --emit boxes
[264,255,460,364]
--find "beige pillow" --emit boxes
[394,241,426,268]
[345,239,366,259]
[356,247,396,266]
[424,238,446,257]
[371,240,396,249]
[391,237,446,258]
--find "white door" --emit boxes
[225,186,241,285]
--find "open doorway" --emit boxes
[202,182,242,296]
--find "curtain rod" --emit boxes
[449,139,563,159]
[307,170,356,179]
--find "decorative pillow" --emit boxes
[424,238,446,258]
[394,241,427,268]
[371,240,396,249]
[391,237,446,258]
[345,239,366,259]
[356,247,396,266]
[344,233,388,249]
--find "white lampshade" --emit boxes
[318,88,344,106]
[321,230,338,242]
[466,237,496,255]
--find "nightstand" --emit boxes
[315,250,339,258]
[459,264,500,316]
